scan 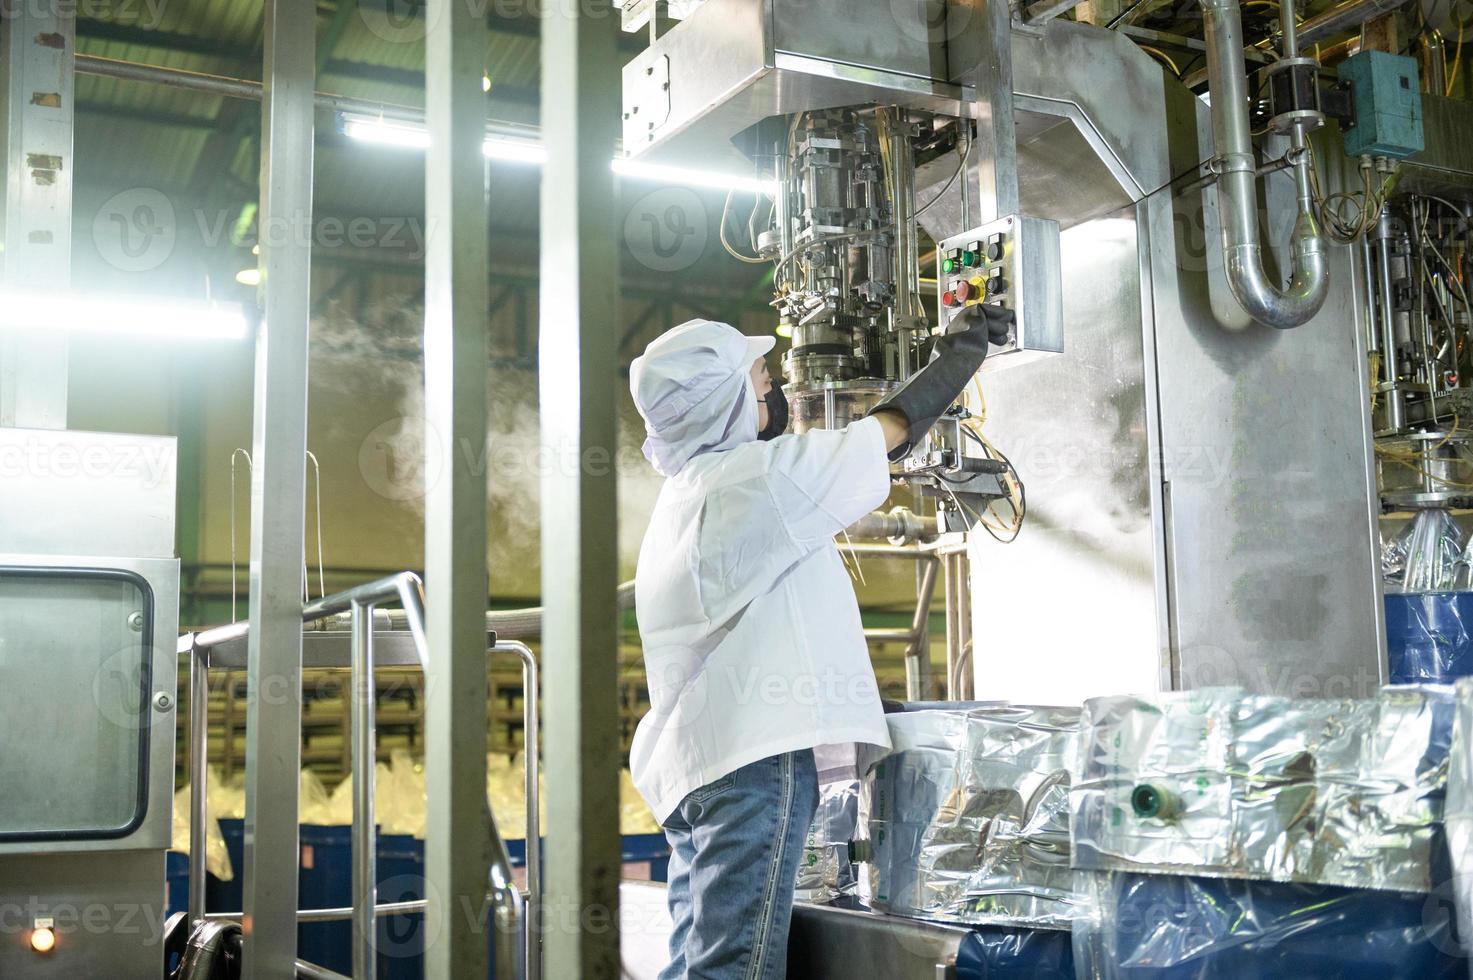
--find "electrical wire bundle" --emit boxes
[1375,417,1473,490]
[956,375,1027,543]
[1308,147,1399,243]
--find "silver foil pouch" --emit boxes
[857,703,1085,929]
[1071,685,1454,893]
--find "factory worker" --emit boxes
[629,307,1012,980]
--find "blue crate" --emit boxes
[1386,592,1473,683]
[166,850,190,919]
[1080,871,1466,978]
[955,925,1074,980]
[192,822,665,977]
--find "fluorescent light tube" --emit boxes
[0,290,251,341]
[342,114,776,194]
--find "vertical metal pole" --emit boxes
[540,0,622,975]
[241,0,314,975]
[423,0,491,974]
[188,647,210,928]
[956,553,974,700]
[0,0,73,428]
[905,560,938,700]
[1376,210,1406,431]
[351,600,377,980]
[943,554,959,700]
[970,0,1019,223]
[1361,237,1381,356]
[500,641,542,980]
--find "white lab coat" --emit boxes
[631,417,895,822]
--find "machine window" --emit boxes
[0,568,152,841]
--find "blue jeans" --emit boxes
[659,751,820,980]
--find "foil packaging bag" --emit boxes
[1071,686,1455,894]
[1388,508,1470,594]
[1446,678,1473,975]
[795,778,860,905]
[856,703,1085,929]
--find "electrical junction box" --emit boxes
[1340,50,1424,159]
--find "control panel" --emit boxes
[935,214,1063,367]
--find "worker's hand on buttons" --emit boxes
[947,303,1015,345]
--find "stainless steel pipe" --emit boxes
[187,646,210,929]
[349,599,377,980]
[1374,209,1408,430]
[75,53,427,124]
[1186,0,1415,87]
[907,560,939,700]
[1201,0,1328,328]
[307,579,637,641]
[207,899,429,925]
[494,641,541,980]
[845,507,938,545]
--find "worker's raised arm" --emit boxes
[762,420,894,547]
[873,408,910,454]
[867,304,1015,459]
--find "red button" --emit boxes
[954,281,973,302]
[942,290,956,307]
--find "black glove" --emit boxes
[868,304,1015,461]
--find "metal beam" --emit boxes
[971,0,1020,222]
[0,0,74,429]
[422,0,493,977]
[239,0,315,975]
[540,2,622,977]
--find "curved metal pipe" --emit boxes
[845,506,938,545]
[1201,0,1329,329]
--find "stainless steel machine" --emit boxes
[0,427,180,978]
[621,0,1386,706]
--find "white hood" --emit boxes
[630,319,776,477]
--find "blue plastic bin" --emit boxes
[1386,592,1473,683]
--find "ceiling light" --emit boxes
[340,114,775,194]
[611,158,774,195]
[0,289,251,341]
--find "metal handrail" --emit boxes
[494,642,540,980]
[179,573,531,980]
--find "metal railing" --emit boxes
[178,572,540,980]
[839,541,957,701]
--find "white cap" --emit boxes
[630,319,776,476]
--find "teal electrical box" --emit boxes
[1340,51,1424,158]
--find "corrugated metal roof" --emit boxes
[69,3,773,300]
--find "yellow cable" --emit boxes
[1448,19,1465,96]
[1138,45,1182,76]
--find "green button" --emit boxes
[961,250,978,267]
[941,258,956,274]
